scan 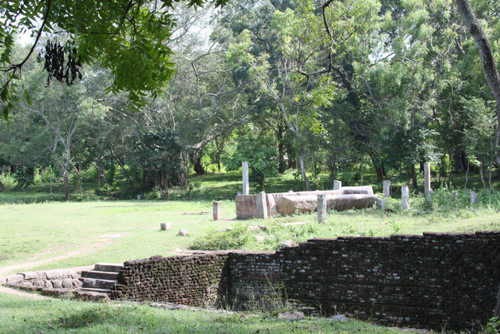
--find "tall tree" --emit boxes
[455,0,500,164]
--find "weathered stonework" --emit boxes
[110,232,500,331]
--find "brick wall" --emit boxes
[112,232,500,331]
[112,253,230,307]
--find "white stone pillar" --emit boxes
[333,180,342,190]
[242,161,249,195]
[451,191,457,201]
[317,195,327,224]
[383,180,391,198]
[256,191,268,219]
[213,201,222,221]
[401,186,410,210]
[471,191,477,205]
[376,198,385,211]
[424,162,432,199]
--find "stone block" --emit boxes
[6,275,24,285]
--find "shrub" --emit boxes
[190,224,250,250]
[0,172,18,190]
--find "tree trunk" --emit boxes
[0,180,5,192]
[456,0,500,164]
[299,155,310,191]
[409,164,418,191]
[193,155,206,175]
[63,168,70,201]
[277,121,286,174]
[479,165,486,190]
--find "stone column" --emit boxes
[451,190,456,201]
[376,198,385,211]
[383,180,391,198]
[424,162,432,199]
[317,195,327,224]
[470,191,477,205]
[213,201,222,221]
[333,180,342,190]
[256,191,268,219]
[401,186,410,210]
[242,161,249,195]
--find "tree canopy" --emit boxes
[0,0,229,118]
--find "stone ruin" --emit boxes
[235,186,377,219]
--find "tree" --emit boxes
[455,0,500,165]
[0,0,229,117]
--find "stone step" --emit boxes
[80,278,117,290]
[94,263,123,272]
[79,287,113,294]
[75,289,111,302]
[80,270,119,280]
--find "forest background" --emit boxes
[1,0,499,202]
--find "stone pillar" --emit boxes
[213,201,222,221]
[242,161,249,195]
[471,191,477,205]
[317,195,327,224]
[376,198,385,211]
[451,191,457,201]
[333,180,342,190]
[256,191,268,219]
[401,186,410,210]
[383,180,391,198]
[160,223,171,231]
[424,162,432,199]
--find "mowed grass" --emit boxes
[0,292,431,334]
[0,200,239,273]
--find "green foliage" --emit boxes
[0,172,17,190]
[224,131,278,189]
[486,317,500,334]
[0,0,230,114]
[190,224,250,250]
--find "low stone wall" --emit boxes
[3,268,84,296]
[111,231,500,331]
[112,253,231,307]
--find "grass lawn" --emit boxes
[0,292,432,334]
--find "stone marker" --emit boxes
[326,315,350,322]
[242,161,249,195]
[177,229,188,236]
[317,194,327,224]
[278,311,305,321]
[376,198,385,211]
[160,223,171,231]
[279,240,294,248]
[247,225,267,232]
[471,191,477,205]
[383,180,391,198]
[451,191,457,201]
[333,180,342,190]
[256,191,268,219]
[424,162,432,200]
[213,201,222,221]
[137,194,142,200]
[401,186,410,210]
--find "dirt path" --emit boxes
[0,233,128,300]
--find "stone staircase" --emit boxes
[76,263,123,301]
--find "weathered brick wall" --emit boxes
[275,232,500,330]
[112,253,230,307]
[111,232,499,331]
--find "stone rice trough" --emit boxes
[235,186,376,219]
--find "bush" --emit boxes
[0,172,18,190]
[190,224,250,250]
